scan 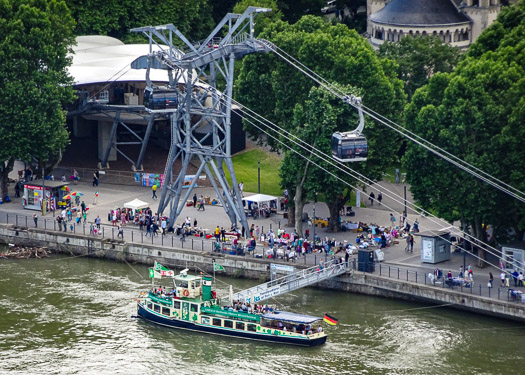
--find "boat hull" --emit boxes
[137,303,327,347]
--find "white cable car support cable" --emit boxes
[196,75,524,274]
[264,43,525,204]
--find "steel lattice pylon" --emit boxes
[131,7,274,233]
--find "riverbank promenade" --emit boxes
[1,176,523,312]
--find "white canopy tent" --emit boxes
[242,194,278,206]
[124,198,150,210]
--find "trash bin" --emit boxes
[358,249,375,272]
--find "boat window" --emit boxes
[190,304,199,313]
[173,301,181,310]
[147,302,152,309]
[236,322,245,330]
[201,317,210,325]
[176,280,189,288]
[224,320,233,328]
[190,282,195,289]
[212,318,222,327]
[162,307,170,316]
[195,280,201,288]
[247,324,257,332]
[154,304,160,313]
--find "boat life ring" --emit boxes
[183,289,190,297]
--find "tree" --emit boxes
[67,0,214,43]
[403,0,525,266]
[277,0,325,23]
[237,16,406,230]
[378,35,460,99]
[233,0,283,34]
[0,0,76,199]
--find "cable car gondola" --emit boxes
[331,95,367,162]
[144,87,179,110]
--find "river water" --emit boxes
[0,253,523,375]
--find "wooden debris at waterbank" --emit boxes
[1,245,53,259]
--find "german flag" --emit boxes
[323,313,338,326]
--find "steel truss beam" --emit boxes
[131,7,274,233]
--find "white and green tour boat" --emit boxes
[136,262,340,346]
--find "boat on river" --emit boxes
[136,264,328,346]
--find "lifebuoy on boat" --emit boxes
[183,289,190,297]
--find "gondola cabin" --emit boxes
[331,132,368,162]
[144,88,179,110]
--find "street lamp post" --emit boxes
[312,192,317,248]
[257,161,260,194]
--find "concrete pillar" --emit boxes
[72,116,91,138]
[98,121,117,162]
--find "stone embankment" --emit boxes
[1,223,523,323]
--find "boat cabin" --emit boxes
[173,273,202,299]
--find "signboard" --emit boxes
[182,175,197,188]
[422,239,432,261]
[244,286,280,304]
[200,307,260,322]
[270,263,295,273]
[142,173,165,188]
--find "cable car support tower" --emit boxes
[131,7,274,232]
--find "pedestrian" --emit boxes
[92,191,98,205]
[81,201,86,214]
[389,213,396,227]
[117,225,123,239]
[73,169,79,185]
[488,272,494,288]
[193,218,197,227]
[405,235,410,252]
[305,228,309,240]
[250,224,254,238]
[239,181,244,196]
[95,216,101,230]
[459,266,464,278]
[413,220,419,233]
[512,270,519,287]
[83,212,87,224]
[193,193,197,208]
[519,272,524,287]
[15,182,21,198]
[152,184,158,200]
[377,191,382,205]
[215,226,220,242]
[75,195,80,207]
[500,271,506,287]
[161,219,167,235]
[90,223,95,235]
[93,171,98,187]
[32,213,38,228]
[221,227,226,242]
[368,191,375,205]
[198,196,205,211]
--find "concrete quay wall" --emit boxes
[1,224,523,323]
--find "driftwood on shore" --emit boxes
[1,245,53,259]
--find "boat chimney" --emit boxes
[202,275,212,301]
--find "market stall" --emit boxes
[123,198,150,210]
[242,193,278,218]
[23,180,70,214]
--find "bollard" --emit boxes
[162,235,164,246]
[112,228,114,240]
[6,213,8,224]
[151,234,153,244]
[103,227,105,237]
[498,288,500,300]
[389,266,391,277]
[278,221,280,229]
[54,220,56,231]
[25,216,27,228]
[83,224,85,235]
[304,255,306,265]
[262,226,264,234]
[270,223,272,230]
[415,272,418,283]
[16,214,18,226]
[479,284,482,296]
[131,231,134,242]
[406,269,409,281]
[201,240,203,250]
[192,239,194,250]
[172,237,174,247]
[379,264,382,276]
[488,286,491,298]
[181,238,184,248]
[74,224,76,233]
[397,268,400,279]
[141,232,143,243]
[314,255,317,265]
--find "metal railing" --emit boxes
[352,260,525,304]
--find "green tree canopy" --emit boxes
[236,15,406,230]
[67,0,214,42]
[378,35,460,99]
[0,0,76,198]
[404,1,525,259]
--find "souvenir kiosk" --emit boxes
[23,180,70,214]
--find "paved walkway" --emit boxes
[1,176,523,304]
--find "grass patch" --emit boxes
[383,165,407,184]
[223,148,283,196]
